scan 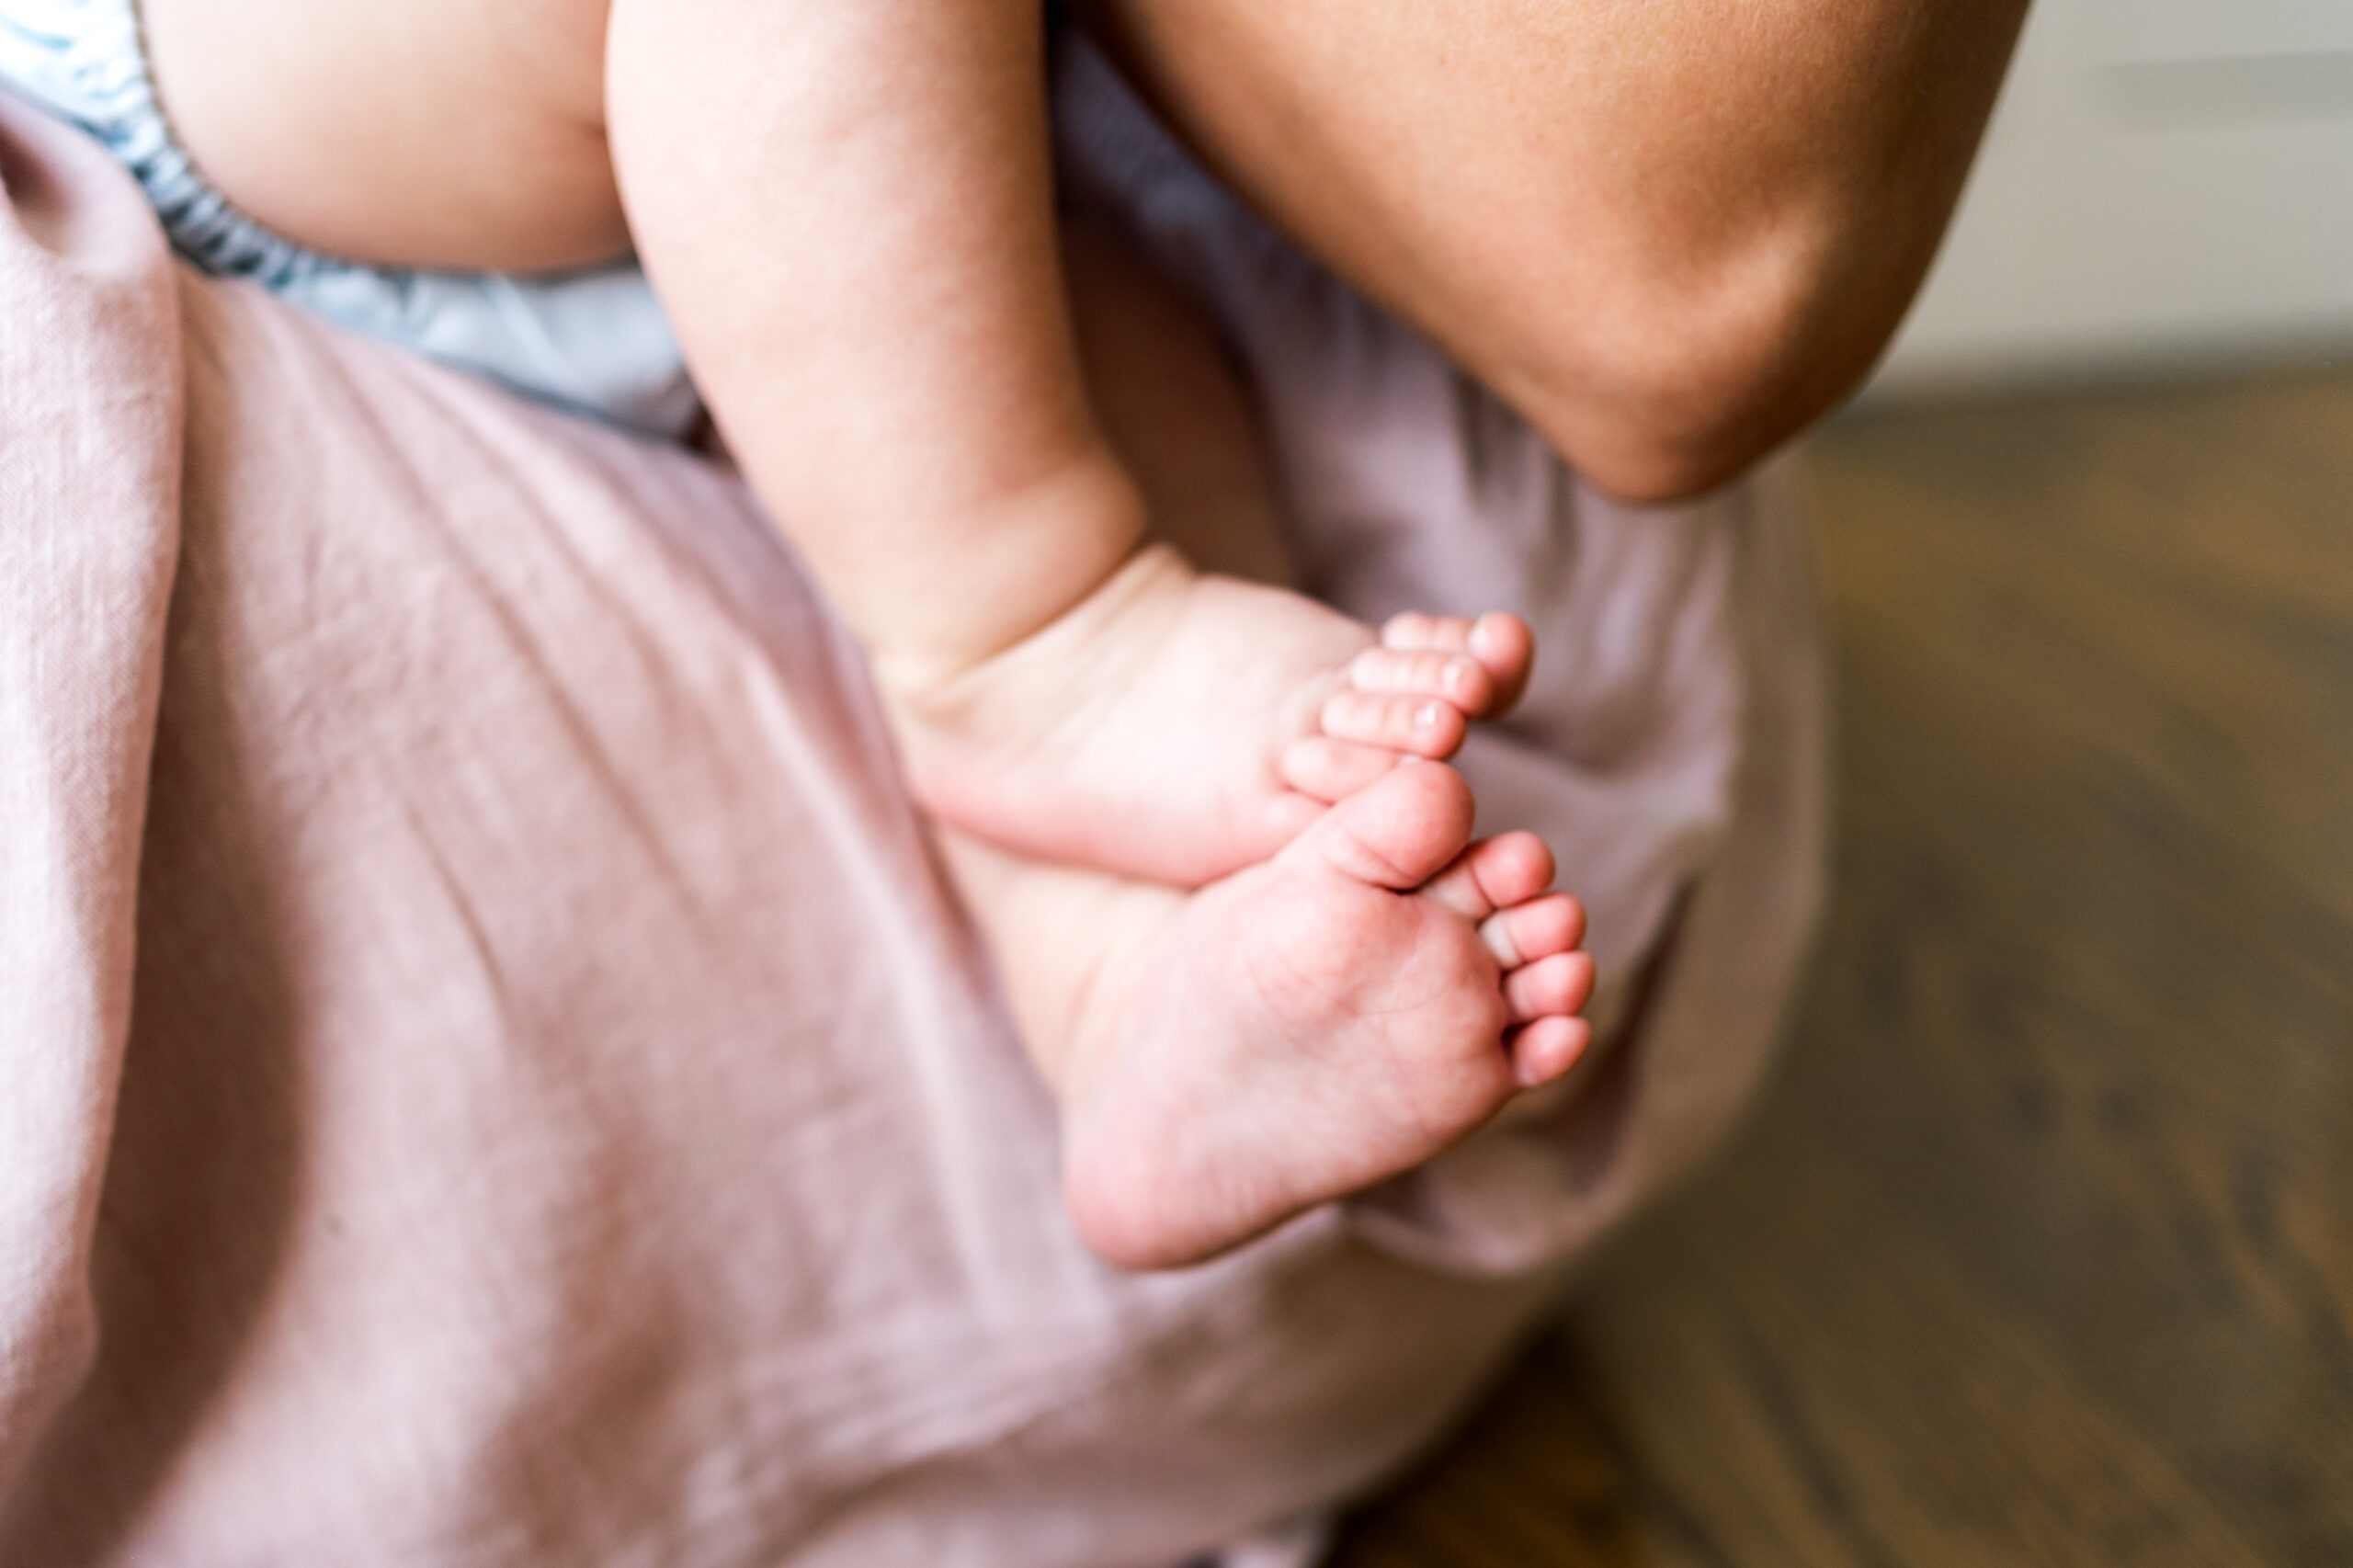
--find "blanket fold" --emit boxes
[0,90,179,1510]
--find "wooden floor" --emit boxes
[1333,369,2353,1566]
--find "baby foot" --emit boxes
[1052,759,1593,1270]
[889,542,1533,887]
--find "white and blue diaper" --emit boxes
[0,0,698,435]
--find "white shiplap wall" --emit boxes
[1869,0,2353,392]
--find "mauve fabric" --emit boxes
[0,68,1824,1568]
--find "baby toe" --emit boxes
[1279,735,1406,803]
[1504,949,1596,1023]
[1320,688,1466,757]
[1507,1015,1593,1087]
[1479,891,1586,967]
[1380,611,1466,653]
[1468,612,1535,710]
[1377,611,1533,715]
[1279,758,1475,891]
[1348,645,1494,711]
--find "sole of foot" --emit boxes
[1060,758,1592,1270]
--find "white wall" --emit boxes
[1869,0,2353,393]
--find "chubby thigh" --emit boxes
[138,0,628,272]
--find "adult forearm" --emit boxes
[1084,0,2029,500]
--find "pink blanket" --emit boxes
[0,70,1824,1568]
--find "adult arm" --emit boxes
[1081,0,2029,501]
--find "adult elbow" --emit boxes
[1508,213,1903,505]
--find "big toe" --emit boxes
[1279,759,1475,891]
[1379,610,1536,715]
[1468,612,1535,711]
